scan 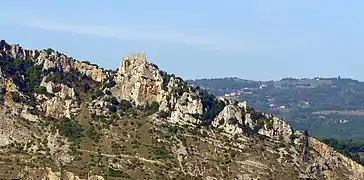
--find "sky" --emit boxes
[0,0,363,81]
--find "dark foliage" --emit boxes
[108,97,119,106]
[85,125,101,142]
[160,70,174,90]
[199,90,225,123]
[108,105,117,113]
[11,92,26,103]
[105,90,112,96]
[81,61,91,65]
[144,101,160,115]
[108,168,131,178]
[119,99,133,112]
[44,48,54,54]
[105,79,116,88]
[150,146,169,159]
[150,63,159,69]
[58,118,84,144]
[0,56,47,95]
[218,118,225,125]
[254,118,269,133]
[45,69,102,99]
[238,123,255,136]
[34,86,47,94]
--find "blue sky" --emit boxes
[0,1,363,81]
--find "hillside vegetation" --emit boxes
[0,40,362,179]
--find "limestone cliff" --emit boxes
[0,41,108,82]
[113,52,164,106]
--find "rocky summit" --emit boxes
[0,40,363,180]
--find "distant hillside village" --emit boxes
[222,84,268,97]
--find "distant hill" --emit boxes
[187,77,364,141]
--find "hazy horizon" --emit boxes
[0,1,363,81]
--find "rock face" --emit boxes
[0,107,35,147]
[113,53,164,106]
[88,99,110,117]
[170,92,203,124]
[74,61,107,82]
[212,105,244,135]
[38,80,80,118]
[1,43,108,82]
[258,116,293,142]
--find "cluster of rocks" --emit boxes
[1,43,109,82]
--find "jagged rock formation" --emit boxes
[258,116,293,142]
[211,105,244,135]
[113,52,164,106]
[0,40,363,179]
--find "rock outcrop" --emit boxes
[113,53,164,106]
[258,116,293,142]
[36,80,80,118]
[0,42,108,82]
[170,92,203,124]
[212,105,244,135]
[74,61,107,82]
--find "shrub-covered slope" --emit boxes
[0,40,362,180]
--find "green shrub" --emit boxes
[108,168,131,178]
[160,70,172,90]
[81,61,91,65]
[58,118,84,144]
[126,163,137,170]
[144,101,159,115]
[190,113,202,120]
[44,48,54,54]
[150,146,169,159]
[266,121,274,129]
[239,123,254,136]
[91,89,104,99]
[250,110,265,120]
[254,118,268,133]
[168,126,178,134]
[119,99,132,112]
[34,86,47,94]
[12,92,26,103]
[199,90,225,123]
[86,126,101,142]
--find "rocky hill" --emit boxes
[187,77,364,141]
[0,40,363,179]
